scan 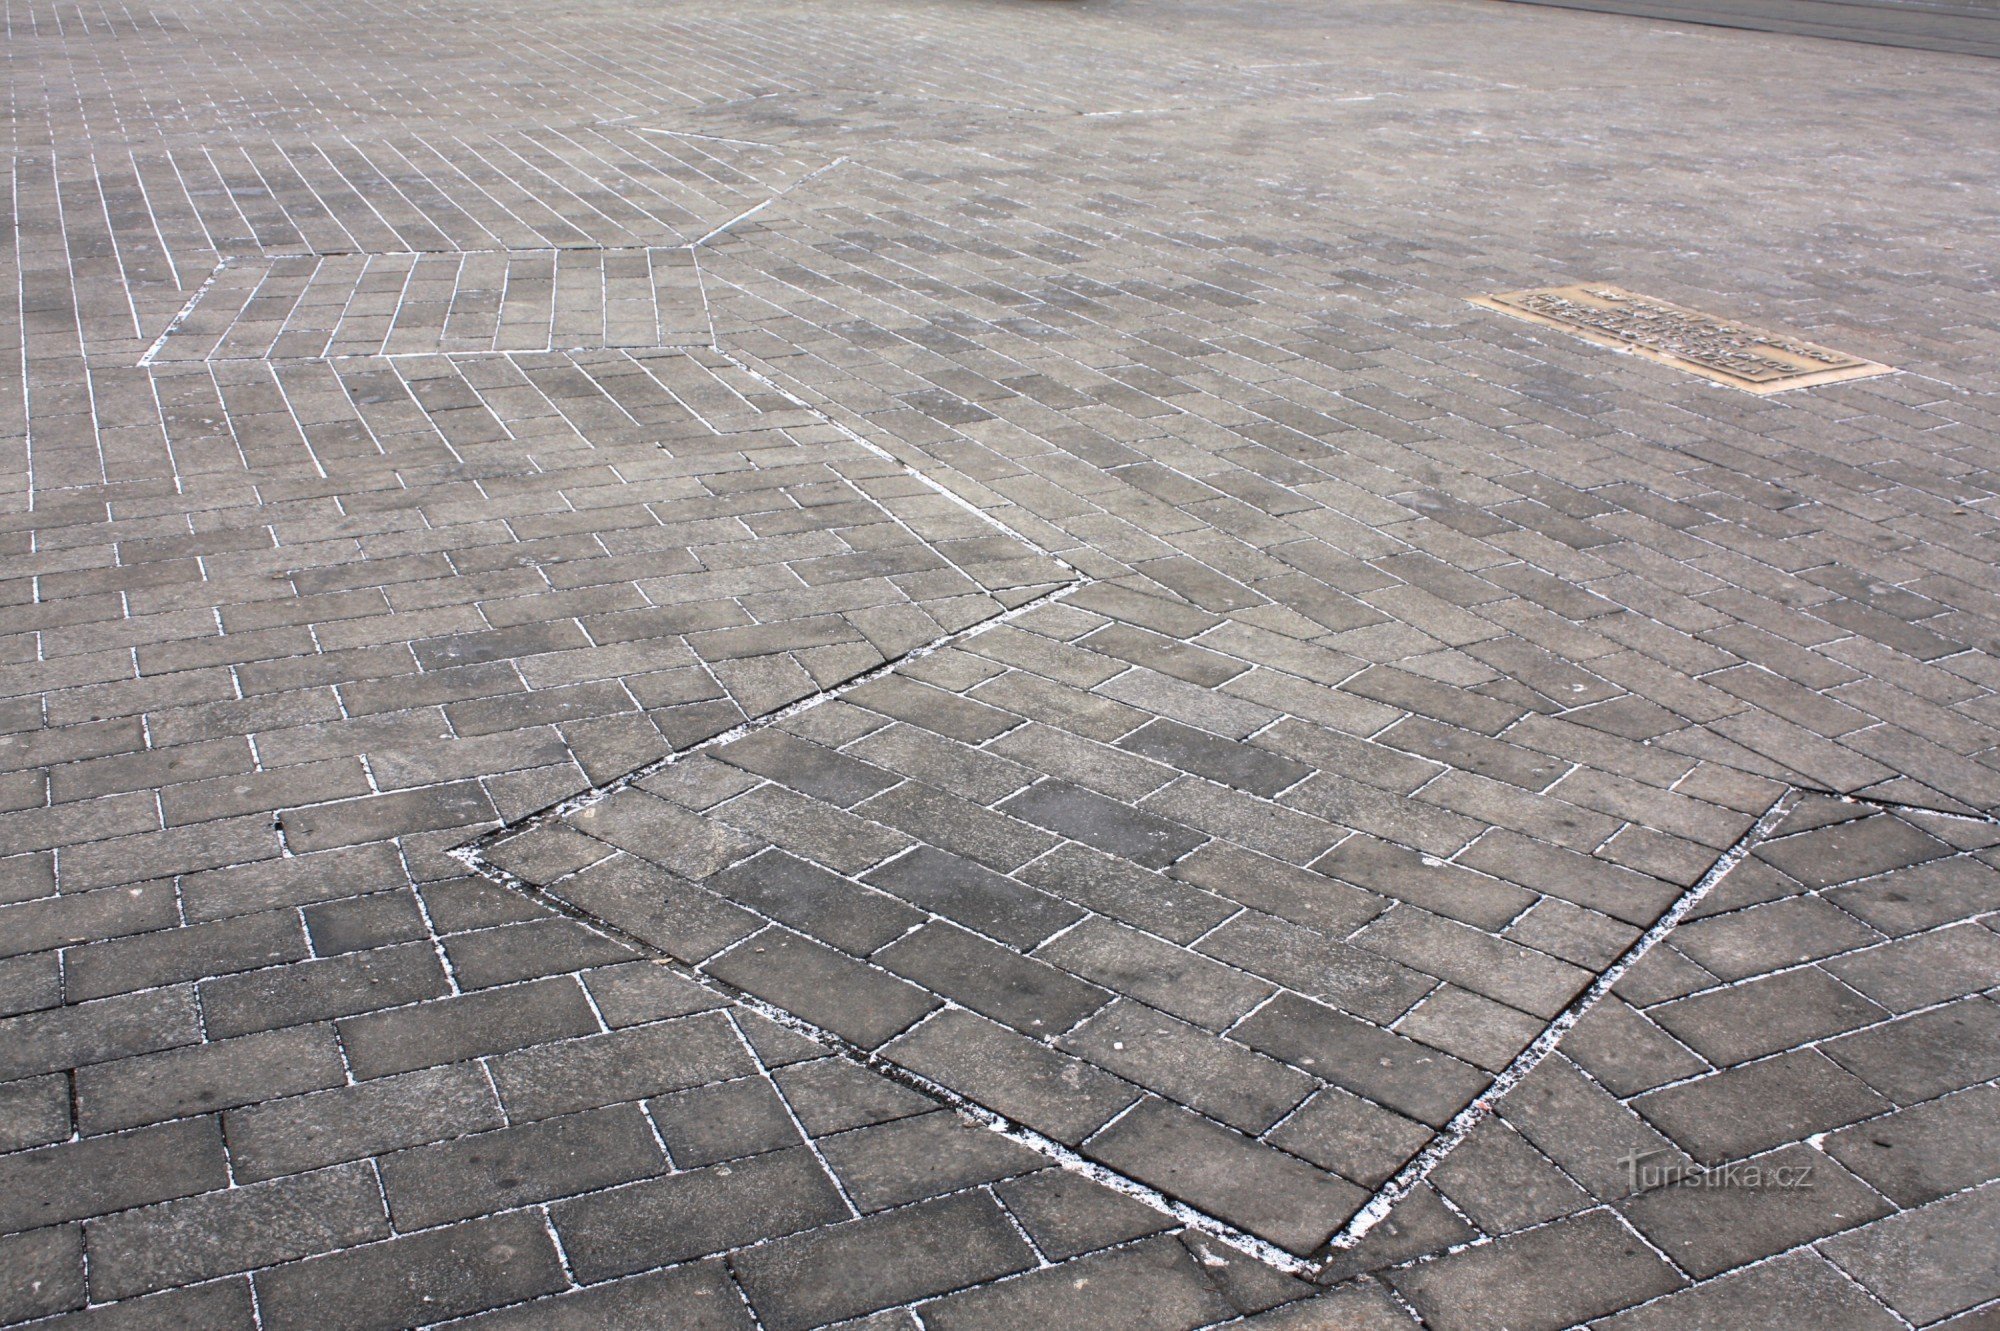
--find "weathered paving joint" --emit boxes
[0,0,1996,1326]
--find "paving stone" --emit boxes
[1592,1250,1904,1331]
[705,927,939,1049]
[1234,993,1490,1127]
[1820,996,2000,1103]
[0,1224,84,1324]
[254,1211,567,1331]
[706,849,924,956]
[1620,1144,1892,1278]
[1819,1185,2000,1325]
[864,846,1084,949]
[379,1103,666,1228]
[991,1168,1174,1260]
[1754,815,1953,889]
[1086,1097,1368,1254]
[1499,1057,1692,1202]
[85,1162,390,1300]
[223,1065,506,1183]
[877,922,1110,1035]
[1823,1083,2000,1208]
[1430,1117,1594,1234]
[883,1009,1140,1146]
[1061,999,1315,1132]
[639,1077,794,1173]
[552,1147,849,1282]
[1636,1045,1894,1165]
[443,1262,755,1329]
[75,1025,348,1133]
[1650,968,1890,1068]
[1394,1212,1683,1331]
[486,1010,754,1119]
[336,976,601,1078]
[734,1191,1036,1331]
[999,779,1207,868]
[0,1118,228,1234]
[917,1233,1247,1331]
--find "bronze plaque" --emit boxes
[1472,284,1893,394]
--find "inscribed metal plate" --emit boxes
[1473,284,1893,394]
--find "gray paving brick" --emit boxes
[1823,1083,2000,1208]
[735,1191,1036,1331]
[918,1233,1247,1331]
[336,976,599,1078]
[1819,1184,2000,1325]
[224,1064,505,1183]
[254,1211,567,1331]
[486,1010,753,1119]
[551,1147,849,1281]
[1390,1212,1682,1331]
[883,1009,1140,1146]
[443,1262,754,1330]
[1592,1250,1903,1331]
[818,1110,1045,1211]
[85,1162,390,1300]
[0,1224,84,1324]
[75,1024,347,1133]
[0,1118,228,1234]
[1234,993,1489,1127]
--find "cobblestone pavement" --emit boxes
[3,0,1998,1324]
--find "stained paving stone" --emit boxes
[6,0,2000,1320]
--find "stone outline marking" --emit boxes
[1472,283,1894,394]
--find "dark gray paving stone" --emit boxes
[75,1025,347,1133]
[0,986,200,1081]
[818,1110,1046,1211]
[1389,1212,1682,1331]
[1430,1117,1593,1234]
[0,1074,76,1153]
[1754,815,1952,889]
[877,922,1110,1035]
[1824,1083,2000,1208]
[1086,1098,1368,1254]
[378,1104,665,1228]
[442,1261,754,1329]
[485,1010,754,1119]
[551,1147,849,1281]
[1060,999,1315,1133]
[1016,844,1238,942]
[1312,836,1534,932]
[916,1233,1246,1331]
[301,889,429,955]
[864,847,1084,949]
[1650,968,1889,1068]
[991,1168,1174,1261]
[1821,997,2000,1103]
[224,1064,504,1183]
[440,917,639,988]
[1591,1249,1904,1331]
[1668,898,1882,983]
[1825,855,2000,936]
[1819,1184,2000,1325]
[254,1211,567,1331]
[649,1076,802,1167]
[1559,997,1711,1097]
[1169,842,1387,938]
[1619,1144,1892,1279]
[705,927,938,1049]
[199,941,450,1037]
[0,1118,227,1234]
[1499,1057,1692,1202]
[774,1057,939,1137]
[1118,717,1311,796]
[0,1224,84,1324]
[1355,904,1593,1019]
[1198,910,1436,1025]
[1317,1185,1476,1284]
[1632,1050,1893,1165]
[999,780,1207,868]
[335,976,599,1078]
[1034,915,1274,1032]
[734,1191,1036,1331]
[706,850,923,956]
[62,910,309,1002]
[26,1278,258,1330]
[1233,993,1490,1127]
[1823,922,2000,1012]
[1265,1086,1434,1189]
[85,1162,390,1300]
[883,1009,1140,1146]
[717,729,902,806]
[581,960,729,1028]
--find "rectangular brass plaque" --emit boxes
[1472,284,1893,394]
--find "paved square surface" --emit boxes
[1,0,1997,1325]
